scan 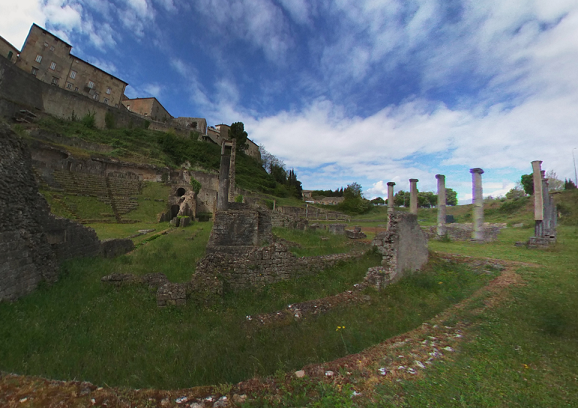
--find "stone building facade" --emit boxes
[0,35,18,63]
[172,117,208,135]
[121,97,173,122]
[16,24,127,108]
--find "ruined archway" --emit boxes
[176,188,186,197]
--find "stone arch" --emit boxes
[176,187,186,197]
[171,205,180,218]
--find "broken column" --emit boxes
[228,139,237,202]
[470,168,484,241]
[409,179,418,215]
[387,182,395,214]
[436,174,446,237]
[531,160,544,237]
[217,141,232,211]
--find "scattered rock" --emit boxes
[295,370,306,378]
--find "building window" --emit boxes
[35,55,42,63]
[93,93,99,101]
[7,51,13,60]
[44,42,49,47]
[66,82,73,89]
[75,87,79,92]
[103,98,109,104]
[88,81,94,89]
[51,77,59,86]
[50,45,55,51]
[106,87,111,95]
[70,70,76,79]
[126,105,130,111]
[31,67,38,76]
[50,62,56,70]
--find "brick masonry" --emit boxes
[0,124,133,302]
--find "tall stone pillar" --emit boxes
[217,142,231,211]
[470,168,484,241]
[436,174,446,237]
[409,179,418,215]
[228,139,237,202]
[531,160,544,237]
[387,182,395,214]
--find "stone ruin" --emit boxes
[527,161,557,248]
[364,211,429,289]
[0,124,134,302]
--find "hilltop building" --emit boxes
[0,35,18,63]
[121,96,172,122]
[16,24,127,108]
[1,23,262,161]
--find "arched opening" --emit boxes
[176,187,186,197]
[171,205,180,218]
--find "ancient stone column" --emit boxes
[531,160,544,237]
[387,182,395,214]
[409,179,418,215]
[228,139,237,202]
[217,142,231,211]
[436,174,446,237]
[470,168,484,241]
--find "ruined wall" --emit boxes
[0,124,132,302]
[195,243,365,291]
[206,204,272,252]
[372,212,429,283]
[0,124,59,301]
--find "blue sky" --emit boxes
[2,0,578,203]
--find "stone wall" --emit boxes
[421,223,504,242]
[371,212,429,284]
[195,243,365,292]
[0,123,59,301]
[206,203,273,253]
[0,124,132,302]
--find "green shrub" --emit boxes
[190,177,202,194]
[81,111,96,129]
[105,112,115,129]
[499,197,528,214]
[235,195,243,203]
[144,120,151,129]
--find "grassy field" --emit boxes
[0,221,500,391]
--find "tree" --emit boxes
[371,197,385,205]
[229,122,249,152]
[546,169,564,191]
[418,191,437,208]
[565,179,577,190]
[505,187,526,200]
[344,182,363,199]
[520,174,534,195]
[394,190,409,207]
[446,188,458,206]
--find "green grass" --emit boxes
[273,227,356,256]
[0,221,498,390]
[363,226,578,407]
[122,182,170,222]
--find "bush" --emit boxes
[105,112,115,129]
[81,111,96,129]
[144,120,151,129]
[499,197,528,214]
[235,195,243,203]
[190,177,202,194]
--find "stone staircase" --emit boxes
[51,170,142,222]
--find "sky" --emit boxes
[2,0,578,203]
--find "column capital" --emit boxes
[409,178,419,183]
[531,160,543,166]
[387,181,396,186]
[470,168,484,175]
[435,174,445,180]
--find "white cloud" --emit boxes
[143,83,162,98]
[0,0,45,49]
